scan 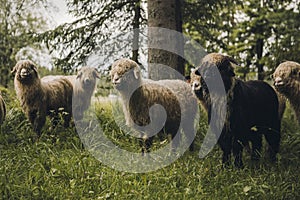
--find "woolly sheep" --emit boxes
[272,61,300,124]
[12,60,73,136]
[110,58,198,153]
[192,53,281,168]
[0,93,5,124]
[43,67,100,120]
[190,67,286,119]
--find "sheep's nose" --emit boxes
[274,77,284,86]
[112,78,119,84]
[20,68,29,76]
[112,77,120,85]
[192,82,200,91]
[84,78,91,85]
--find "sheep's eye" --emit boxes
[291,69,299,76]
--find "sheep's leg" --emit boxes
[218,133,232,167]
[221,150,231,167]
[182,124,195,152]
[49,111,59,128]
[170,131,180,153]
[264,125,281,162]
[63,112,71,128]
[250,133,262,161]
[232,137,244,168]
[28,110,44,136]
[32,112,46,137]
[141,137,153,155]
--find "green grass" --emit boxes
[0,96,300,199]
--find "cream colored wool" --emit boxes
[273,61,300,124]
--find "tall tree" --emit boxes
[40,0,146,72]
[0,0,47,87]
[148,0,184,79]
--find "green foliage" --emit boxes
[183,0,299,79]
[0,95,299,199]
[40,0,147,71]
[0,0,49,87]
[95,75,113,97]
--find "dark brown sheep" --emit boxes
[192,53,281,167]
[12,60,73,136]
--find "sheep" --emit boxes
[272,61,300,124]
[0,93,5,125]
[191,53,281,168]
[43,67,100,120]
[190,68,286,120]
[12,60,73,136]
[110,58,198,154]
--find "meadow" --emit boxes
[0,87,300,200]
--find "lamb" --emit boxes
[12,60,73,136]
[272,61,300,124]
[110,58,198,153]
[43,67,100,120]
[191,53,281,167]
[0,93,5,125]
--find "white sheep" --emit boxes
[42,67,100,120]
[110,58,198,153]
[12,60,73,136]
[272,61,300,124]
[0,93,5,125]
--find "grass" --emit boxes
[0,93,300,199]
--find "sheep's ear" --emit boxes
[94,69,100,79]
[133,67,140,79]
[195,68,201,76]
[292,68,300,77]
[11,66,17,74]
[228,66,236,77]
[76,72,82,79]
[227,56,239,66]
[31,64,38,76]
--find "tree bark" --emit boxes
[147,0,184,80]
[256,38,264,80]
[132,0,141,63]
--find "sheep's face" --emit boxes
[190,68,204,99]
[76,67,100,90]
[110,58,141,91]
[272,62,300,93]
[12,60,38,84]
[195,53,236,95]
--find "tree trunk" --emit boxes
[256,38,264,80]
[147,0,184,80]
[132,0,141,63]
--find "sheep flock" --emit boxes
[1,53,299,168]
